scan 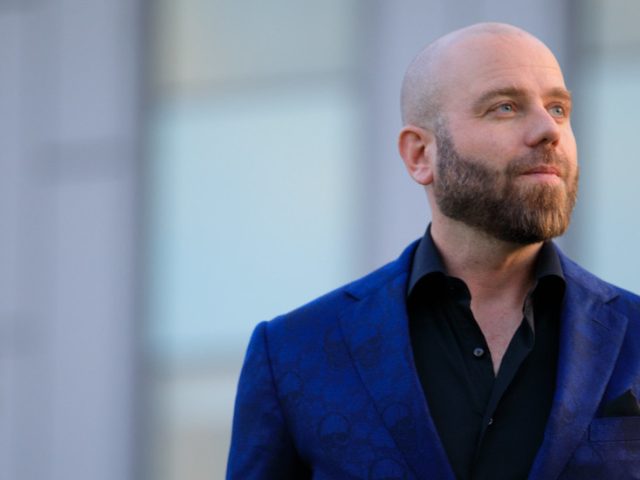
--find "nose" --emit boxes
[523,107,561,148]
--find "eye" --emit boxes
[485,101,517,117]
[496,103,514,113]
[549,105,567,118]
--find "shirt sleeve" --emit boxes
[226,321,309,479]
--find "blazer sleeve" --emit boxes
[226,321,309,479]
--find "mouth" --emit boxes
[521,165,561,176]
[517,165,564,184]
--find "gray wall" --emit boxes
[0,1,142,479]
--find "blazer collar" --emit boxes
[528,251,628,479]
[340,241,456,480]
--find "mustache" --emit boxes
[505,148,571,178]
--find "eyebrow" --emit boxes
[472,86,573,112]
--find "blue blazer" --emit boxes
[227,241,640,479]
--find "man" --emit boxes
[227,22,640,479]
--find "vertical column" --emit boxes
[0,1,144,479]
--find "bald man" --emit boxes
[227,23,640,479]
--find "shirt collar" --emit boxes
[408,224,566,298]
[408,225,447,297]
[534,240,565,282]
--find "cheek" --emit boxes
[447,122,517,161]
[562,128,578,159]
[565,147,579,180]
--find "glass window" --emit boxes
[571,0,640,293]
[146,1,364,478]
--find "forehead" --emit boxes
[436,33,566,106]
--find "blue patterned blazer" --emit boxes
[227,241,640,479]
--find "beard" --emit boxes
[432,125,579,245]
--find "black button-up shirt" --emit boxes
[408,228,566,480]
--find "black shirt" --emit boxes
[407,228,565,480]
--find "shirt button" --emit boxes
[473,347,485,358]
[488,417,494,426]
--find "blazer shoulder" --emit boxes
[559,248,640,314]
[265,240,419,336]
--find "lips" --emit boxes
[521,165,561,176]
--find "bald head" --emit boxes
[400,23,558,127]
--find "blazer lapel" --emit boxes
[340,267,455,480]
[528,276,628,480]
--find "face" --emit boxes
[430,32,579,244]
[433,122,578,244]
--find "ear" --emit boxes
[398,125,436,185]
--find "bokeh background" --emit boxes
[1,0,639,479]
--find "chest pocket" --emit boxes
[589,416,640,442]
[560,417,640,479]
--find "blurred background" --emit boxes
[1,0,638,479]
